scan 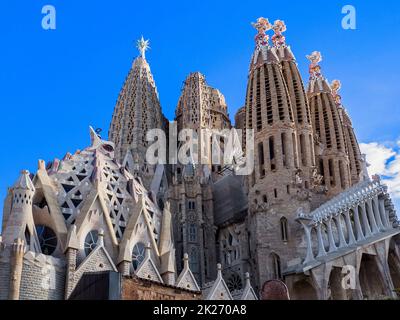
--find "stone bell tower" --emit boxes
[244,18,311,291]
[271,20,316,190]
[307,52,351,199]
[330,80,364,186]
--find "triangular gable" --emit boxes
[117,195,159,264]
[203,264,233,300]
[74,187,118,248]
[135,246,163,284]
[240,286,258,300]
[74,244,118,280]
[239,273,258,300]
[175,254,200,291]
[35,167,68,242]
[69,242,118,298]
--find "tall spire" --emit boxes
[307,54,352,197]
[330,80,364,185]
[109,37,166,189]
[136,36,150,59]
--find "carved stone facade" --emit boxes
[1,18,399,300]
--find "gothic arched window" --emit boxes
[280,217,289,242]
[189,247,199,273]
[271,253,282,279]
[132,242,146,270]
[84,230,98,256]
[189,224,197,242]
[36,225,57,255]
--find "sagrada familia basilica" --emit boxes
[1,17,399,300]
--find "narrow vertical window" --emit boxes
[329,159,335,187]
[269,136,276,171]
[281,133,287,167]
[280,217,289,241]
[258,142,265,177]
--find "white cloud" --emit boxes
[360,141,400,202]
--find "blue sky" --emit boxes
[0,0,399,222]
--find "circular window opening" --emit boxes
[84,230,98,256]
[36,225,57,255]
[227,273,243,292]
[132,242,146,270]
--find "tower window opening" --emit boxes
[280,217,289,242]
[331,108,342,151]
[300,134,307,166]
[258,142,265,178]
[322,100,332,149]
[263,195,268,203]
[247,77,254,129]
[339,160,346,189]
[264,65,273,125]
[329,159,335,187]
[269,137,276,171]
[274,189,278,198]
[271,253,282,279]
[319,159,325,185]
[256,70,262,131]
[189,224,197,242]
[281,133,287,167]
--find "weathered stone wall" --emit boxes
[18,252,65,300]
[122,276,201,300]
[0,258,11,300]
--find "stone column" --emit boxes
[334,214,347,249]
[359,202,372,238]
[352,276,364,300]
[343,210,356,245]
[300,223,315,265]
[377,258,397,299]
[366,199,379,234]
[353,206,365,241]
[316,223,327,258]
[379,198,390,229]
[9,238,25,300]
[118,261,131,277]
[64,247,77,300]
[326,218,338,253]
[373,196,385,231]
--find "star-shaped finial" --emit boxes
[136,36,150,59]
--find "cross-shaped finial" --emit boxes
[136,36,150,59]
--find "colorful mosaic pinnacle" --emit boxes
[272,20,287,47]
[252,18,288,49]
[307,51,323,79]
[251,17,272,49]
[331,80,342,106]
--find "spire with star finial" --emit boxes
[136,36,150,59]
